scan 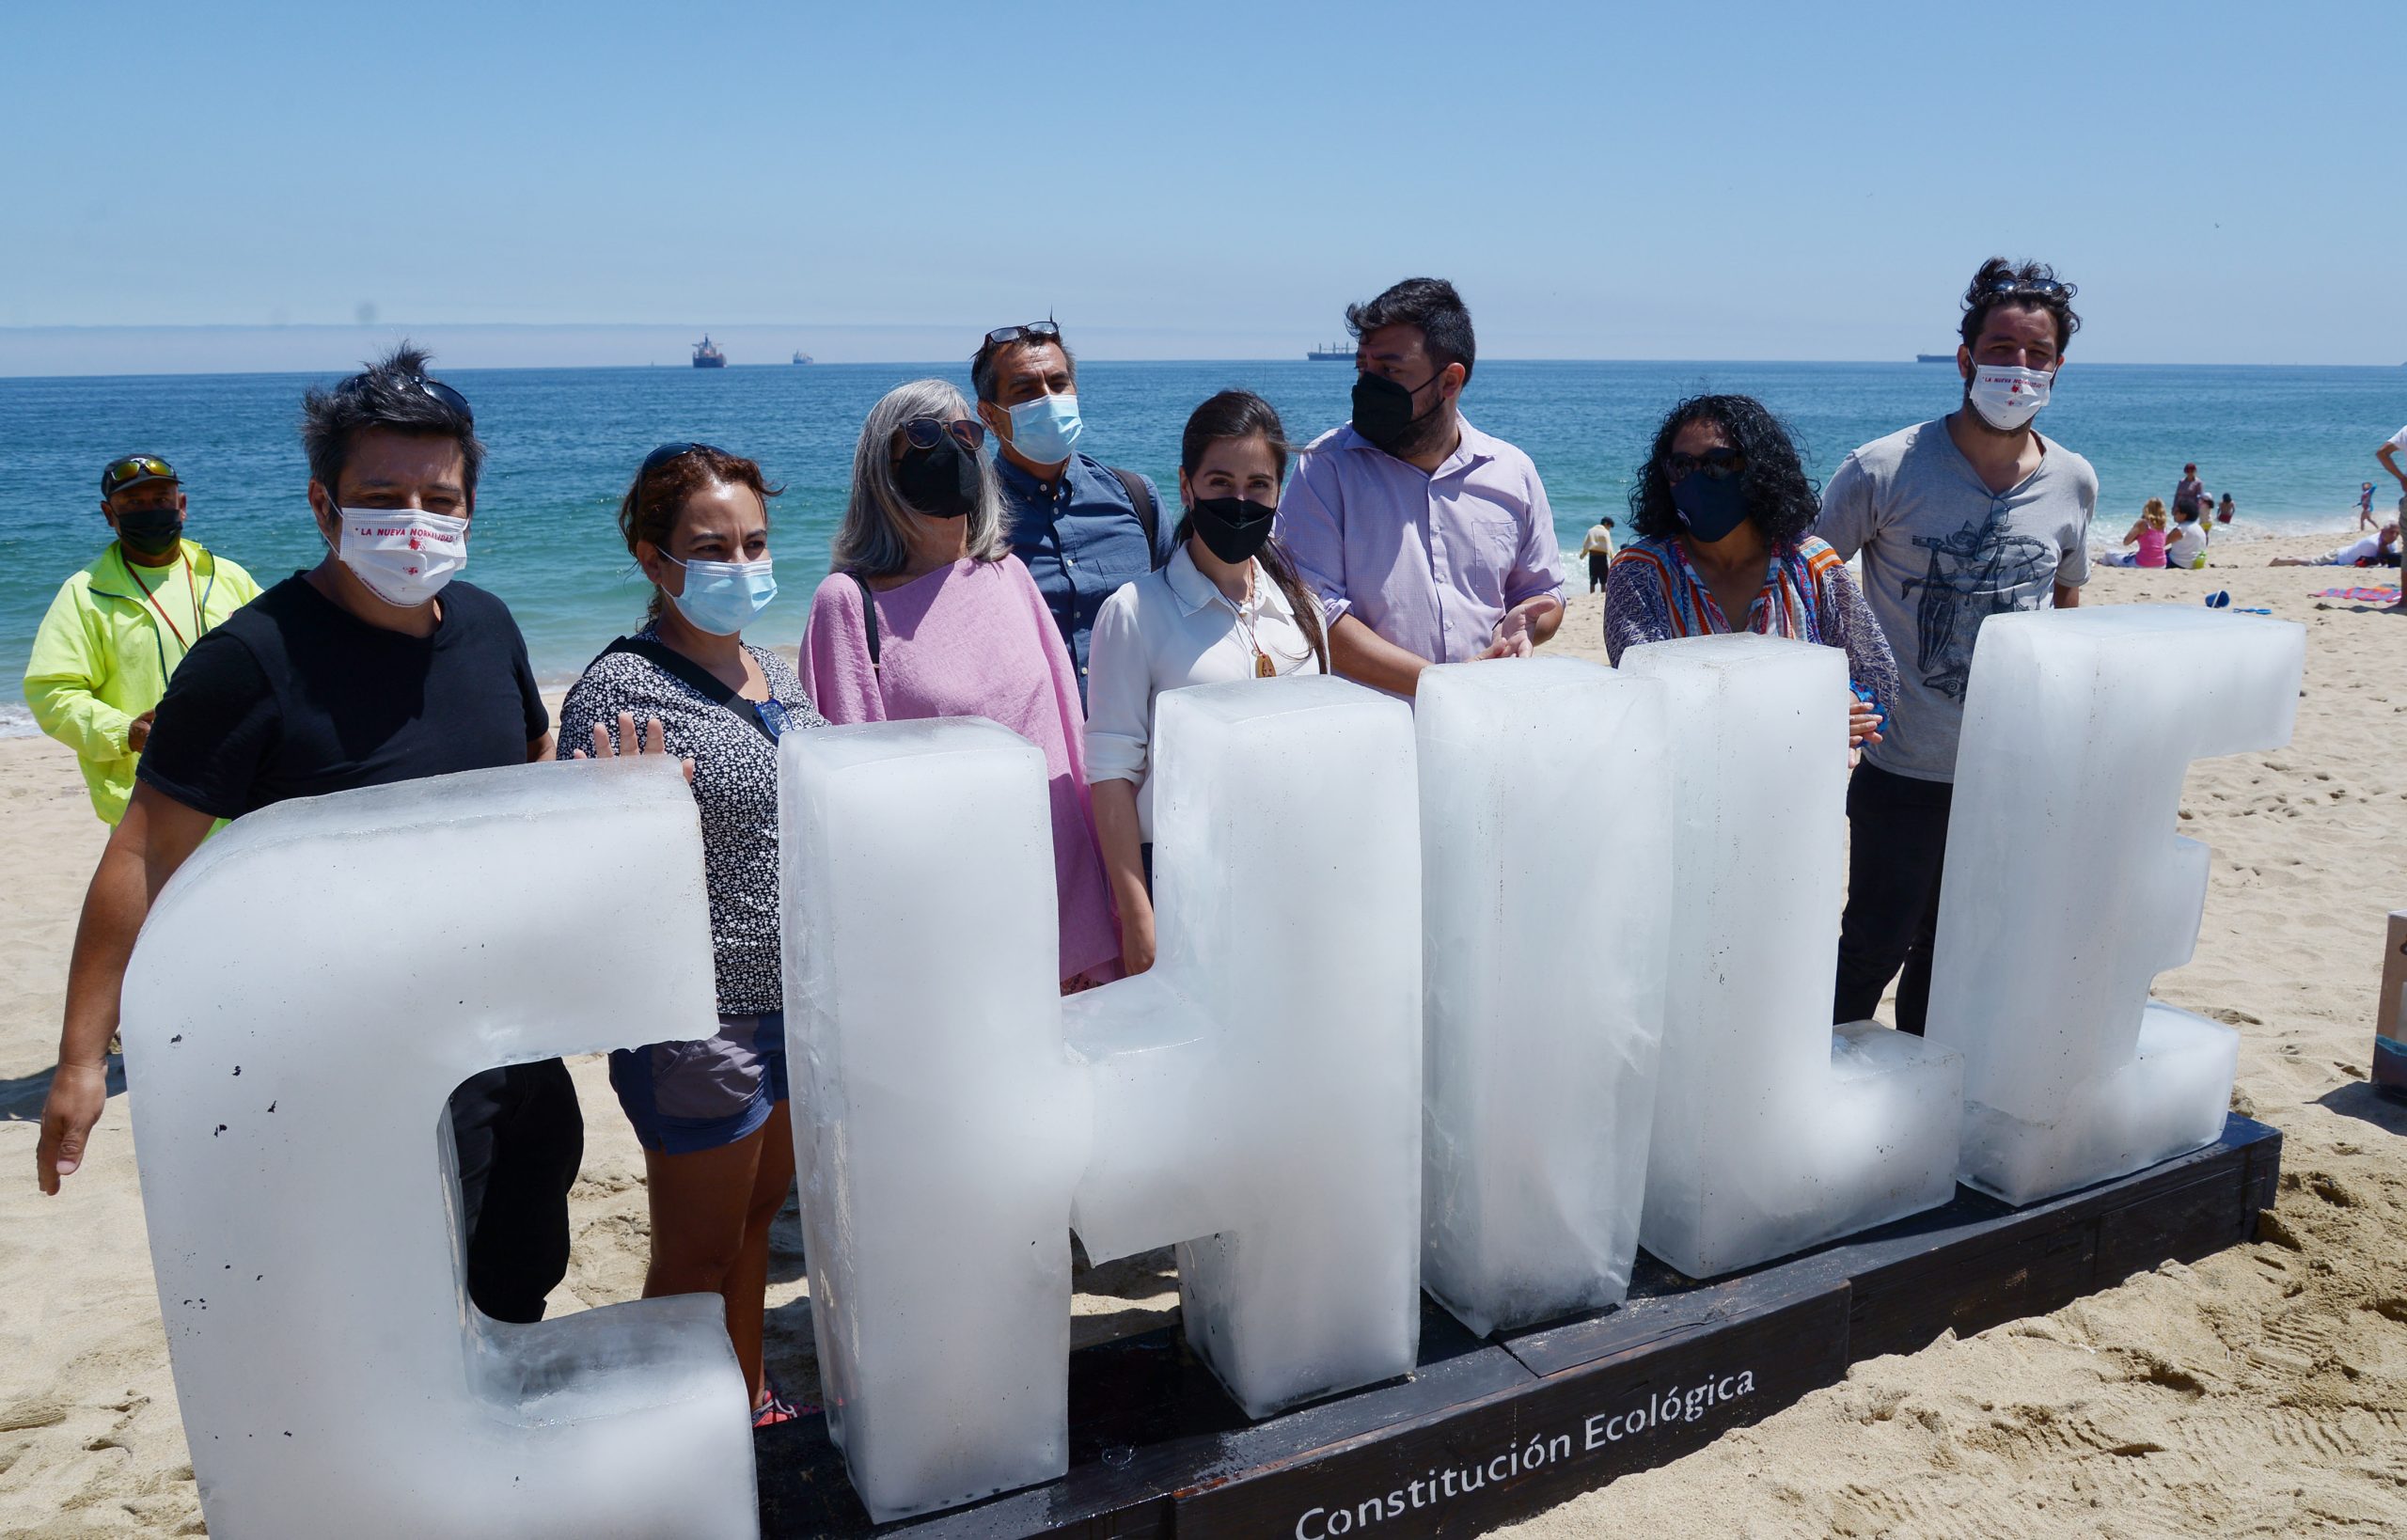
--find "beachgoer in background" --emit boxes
[33,348,580,1330]
[1815,258,2095,1036]
[2173,463,2205,520]
[2166,503,2211,569]
[1085,391,1328,977]
[2100,496,2170,568]
[2270,523,2400,566]
[557,443,825,1428]
[2362,482,2381,530]
[2378,425,2407,521]
[803,379,1119,990]
[2216,491,2236,526]
[24,454,261,824]
[1276,277,1565,698]
[1604,394,1895,762]
[970,320,1176,701]
[1579,517,1618,591]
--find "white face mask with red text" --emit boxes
[1967,364,2053,432]
[331,506,469,606]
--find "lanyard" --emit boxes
[131,551,200,654]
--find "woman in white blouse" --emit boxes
[1085,390,1329,974]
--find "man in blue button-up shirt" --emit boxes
[972,322,1175,700]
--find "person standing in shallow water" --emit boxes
[1815,259,2097,1036]
[34,347,582,1330]
[24,454,260,824]
[557,443,825,1428]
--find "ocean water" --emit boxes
[4,360,2399,733]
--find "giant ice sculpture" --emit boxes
[1925,606,2305,1203]
[781,677,1424,1523]
[1417,658,1673,1335]
[119,757,757,1540]
[1623,634,1964,1280]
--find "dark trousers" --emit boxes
[448,1058,583,1324]
[1587,552,1612,592]
[1833,762,1956,1036]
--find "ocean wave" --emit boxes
[0,702,39,739]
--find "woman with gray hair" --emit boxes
[802,378,1120,989]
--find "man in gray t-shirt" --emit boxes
[1817,257,2095,1035]
[1817,424,2096,781]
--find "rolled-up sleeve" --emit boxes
[1506,464,1566,609]
[1081,585,1150,786]
[1274,450,1351,628]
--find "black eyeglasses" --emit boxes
[981,320,1061,351]
[639,442,729,476]
[900,416,986,452]
[1664,448,1746,481]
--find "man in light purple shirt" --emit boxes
[1275,277,1565,698]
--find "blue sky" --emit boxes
[2,1,2400,371]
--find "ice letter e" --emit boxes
[1417,658,1672,1335]
[1624,635,1963,1280]
[119,757,757,1540]
[1925,606,2305,1204]
[780,677,1423,1523]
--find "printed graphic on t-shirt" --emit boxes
[1903,505,2058,702]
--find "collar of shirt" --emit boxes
[1334,416,1501,481]
[1162,544,1295,623]
[993,448,1106,511]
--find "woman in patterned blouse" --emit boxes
[1604,394,1897,756]
[558,444,826,1427]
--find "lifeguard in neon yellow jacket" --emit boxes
[24,455,261,823]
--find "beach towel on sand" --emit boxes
[2312,586,2400,604]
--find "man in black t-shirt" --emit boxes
[35,346,580,1325]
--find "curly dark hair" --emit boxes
[1627,395,1820,549]
[1958,257,2081,354]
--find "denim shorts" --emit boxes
[608,1011,788,1155]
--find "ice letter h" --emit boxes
[780,676,1424,1524]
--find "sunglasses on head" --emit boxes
[638,442,729,477]
[102,455,177,492]
[1664,448,1746,481]
[980,320,1061,353]
[899,416,986,452]
[336,370,474,426]
[1976,275,2072,300]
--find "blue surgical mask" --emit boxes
[1005,391,1083,465]
[665,555,777,636]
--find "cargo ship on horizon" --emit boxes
[692,336,726,369]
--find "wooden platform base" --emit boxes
[757,1113,2280,1538]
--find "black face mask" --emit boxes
[1669,468,1752,544]
[896,440,979,519]
[1350,369,1445,455]
[1188,496,1277,564]
[114,504,184,558]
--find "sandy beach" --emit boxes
[2,531,2400,1536]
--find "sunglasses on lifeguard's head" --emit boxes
[899,416,986,452]
[102,455,179,496]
